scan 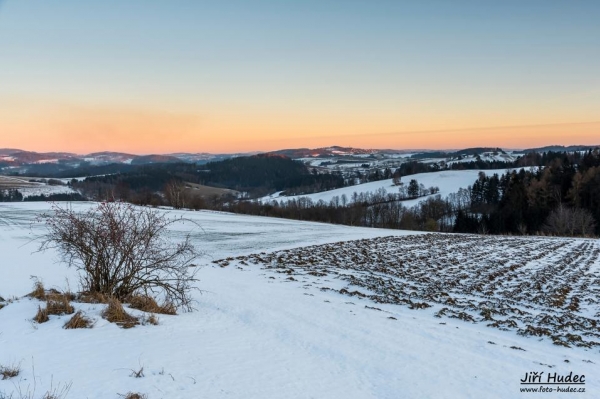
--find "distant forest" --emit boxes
[2,149,599,237]
[453,150,600,236]
[63,151,525,202]
[69,154,345,201]
[213,150,600,237]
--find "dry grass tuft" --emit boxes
[28,281,46,301]
[0,363,20,380]
[46,293,75,316]
[127,295,177,315]
[129,366,145,378]
[102,297,139,328]
[34,305,49,323]
[77,291,109,304]
[63,311,93,329]
[145,314,159,325]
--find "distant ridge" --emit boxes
[0,148,25,156]
[514,145,600,154]
[2,144,598,176]
[130,154,183,165]
[266,145,410,158]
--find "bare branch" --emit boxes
[38,202,201,311]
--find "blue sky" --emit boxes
[0,1,598,152]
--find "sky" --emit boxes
[0,0,599,154]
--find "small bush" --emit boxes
[0,363,20,380]
[63,311,93,329]
[38,202,201,311]
[34,305,49,323]
[102,298,139,329]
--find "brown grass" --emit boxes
[0,363,20,380]
[28,281,46,300]
[46,293,74,316]
[127,295,177,315]
[34,305,49,323]
[77,291,109,304]
[102,297,139,328]
[63,311,93,329]
[145,314,159,325]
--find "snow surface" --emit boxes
[0,202,599,398]
[18,184,77,198]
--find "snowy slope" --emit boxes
[0,203,416,299]
[1,203,599,399]
[264,168,521,207]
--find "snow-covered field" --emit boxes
[18,184,77,198]
[0,176,76,198]
[1,202,599,399]
[264,168,521,208]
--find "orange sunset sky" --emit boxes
[1,1,599,154]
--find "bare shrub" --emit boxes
[38,202,201,311]
[33,306,49,324]
[63,311,93,329]
[102,297,139,329]
[543,205,596,237]
[164,180,188,209]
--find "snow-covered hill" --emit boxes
[1,203,598,398]
[264,168,523,207]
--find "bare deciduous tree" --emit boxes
[38,202,201,310]
[165,180,188,209]
[543,204,596,237]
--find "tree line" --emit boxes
[0,189,23,202]
[453,149,600,236]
